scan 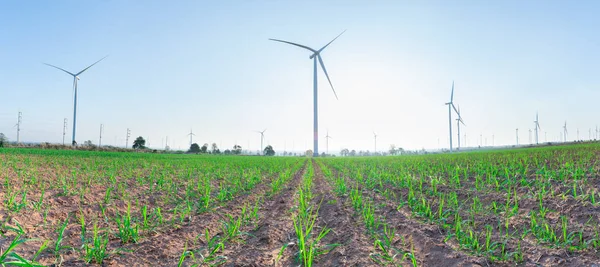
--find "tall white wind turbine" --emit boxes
[445,81,459,152]
[44,56,108,145]
[270,31,345,157]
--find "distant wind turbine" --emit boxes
[188,128,196,146]
[270,31,345,157]
[445,81,459,152]
[455,105,465,150]
[325,130,333,155]
[44,56,108,145]
[563,121,568,142]
[255,129,267,155]
[516,128,519,145]
[373,132,378,153]
[533,113,541,144]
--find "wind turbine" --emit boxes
[516,128,519,145]
[445,81,459,152]
[373,132,378,153]
[44,56,108,145]
[533,113,541,144]
[563,121,568,142]
[325,130,333,155]
[455,105,465,150]
[187,128,196,146]
[255,129,267,155]
[270,31,345,157]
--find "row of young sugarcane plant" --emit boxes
[177,199,262,266]
[289,160,333,267]
[0,150,306,265]
[175,160,306,266]
[322,158,529,263]
[316,160,418,266]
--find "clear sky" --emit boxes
[1,1,599,153]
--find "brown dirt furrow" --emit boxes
[221,162,306,267]
[311,160,379,266]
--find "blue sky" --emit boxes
[1,1,599,152]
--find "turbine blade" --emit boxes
[44,63,75,76]
[450,81,455,102]
[317,55,338,100]
[317,30,347,53]
[452,103,459,115]
[268,39,316,53]
[76,55,108,76]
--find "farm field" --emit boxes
[2,144,600,266]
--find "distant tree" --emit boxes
[233,144,242,155]
[340,148,349,156]
[321,152,326,157]
[133,136,146,149]
[84,140,94,147]
[211,143,220,154]
[264,145,275,156]
[189,143,200,153]
[389,144,397,155]
[0,133,6,147]
[349,150,356,156]
[200,143,208,153]
[305,150,313,157]
[223,149,231,155]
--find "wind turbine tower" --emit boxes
[44,56,107,145]
[455,105,465,149]
[270,31,345,157]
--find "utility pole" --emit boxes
[577,128,579,141]
[62,118,67,145]
[99,124,103,147]
[545,132,547,142]
[15,112,22,143]
[516,128,519,145]
[528,129,532,144]
[125,128,131,148]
